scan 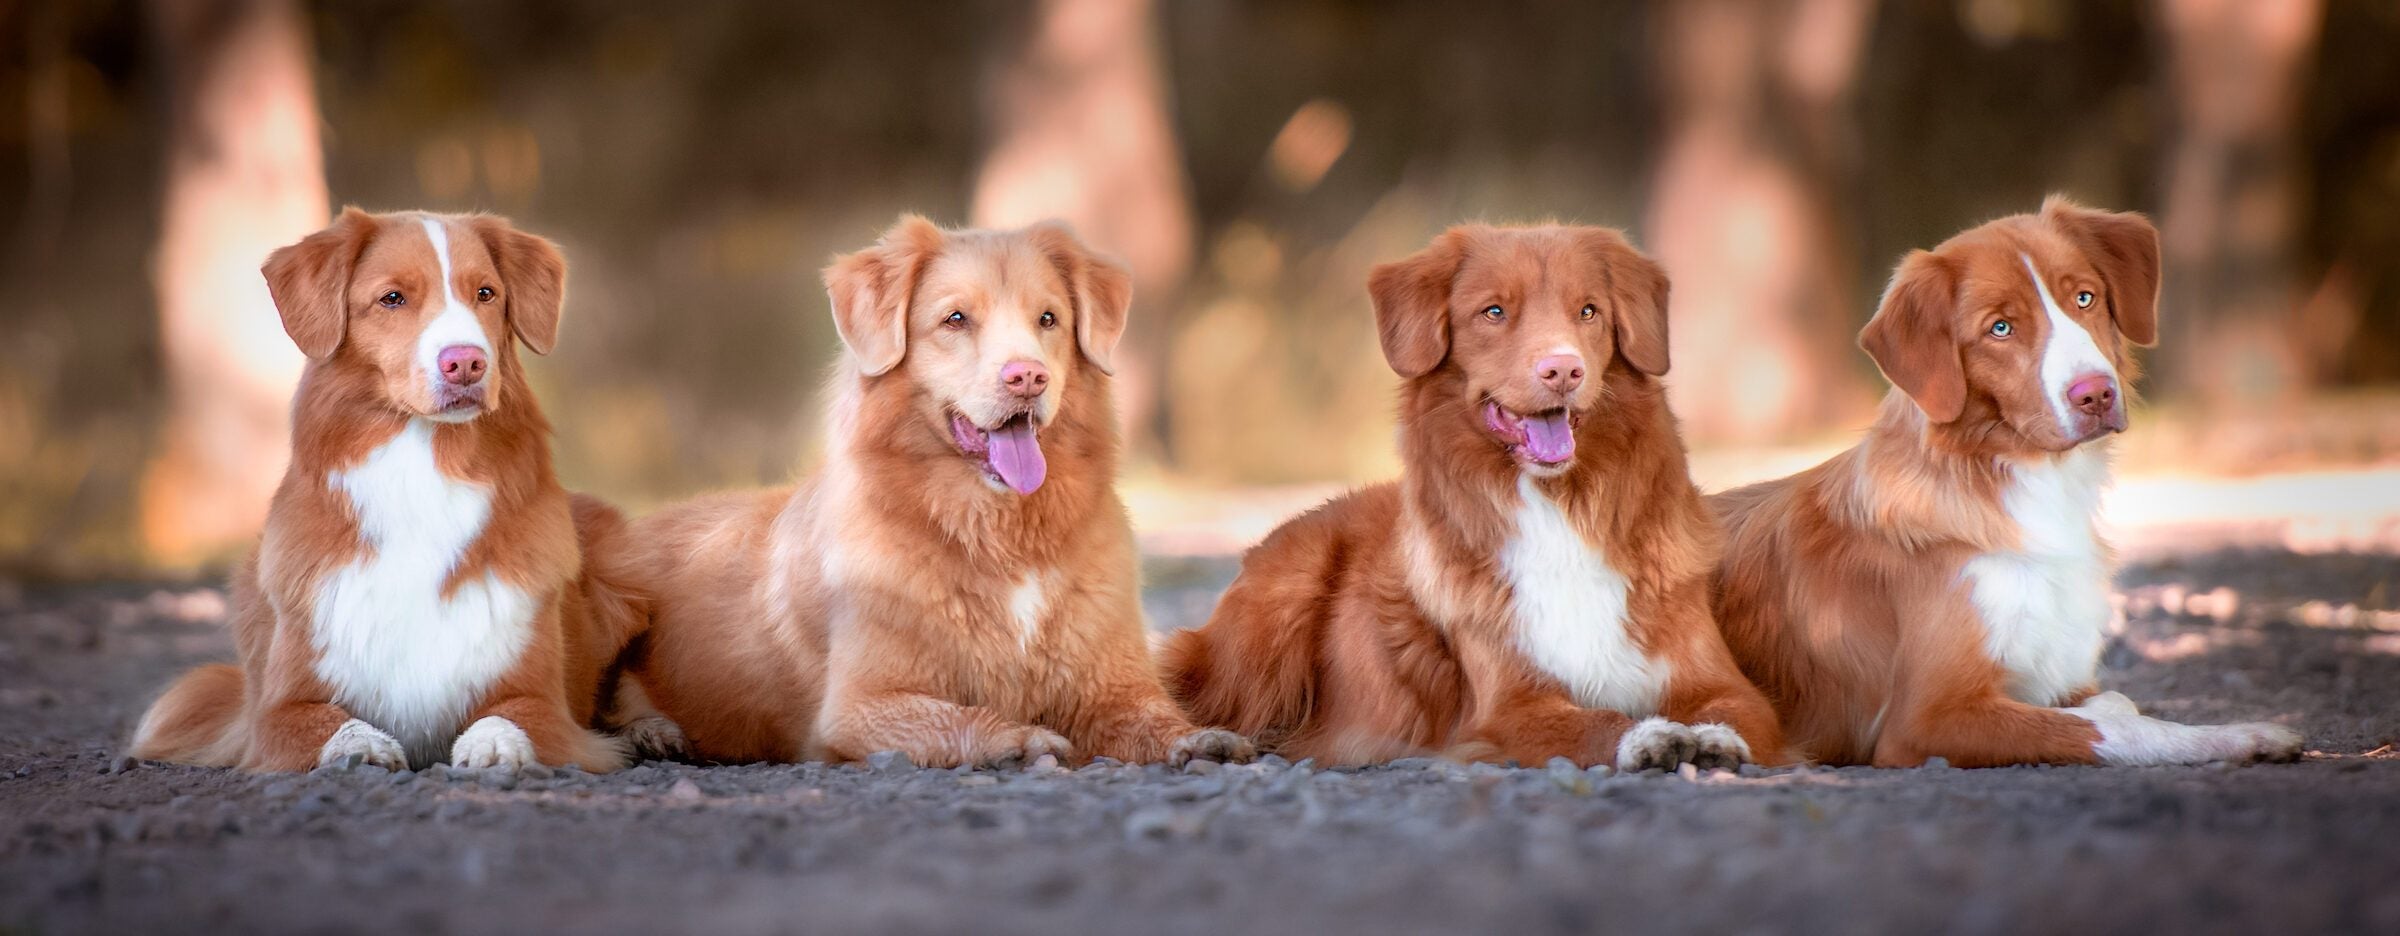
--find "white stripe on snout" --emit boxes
[2021,253,2116,436]
[417,218,491,421]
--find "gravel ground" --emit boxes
[4,547,2398,936]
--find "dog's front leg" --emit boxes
[243,617,403,772]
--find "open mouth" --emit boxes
[950,411,1047,495]
[1484,401,1578,467]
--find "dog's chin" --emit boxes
[419,388,487,424]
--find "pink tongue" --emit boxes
[986,420,1047,494]
[1521,412,1575,464]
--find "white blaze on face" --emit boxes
[418,217,491,422]
[975,308,1055,424]
[2020,253,2116,436]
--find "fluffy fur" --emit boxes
[1709,196,2305,767]
[587,216,1254,768]
[1162,224,1785,769]
[130,208,630,773]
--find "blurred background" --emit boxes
[2,0,2398,576]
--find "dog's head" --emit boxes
[1369,224,1670,477]
[1861,196,2160,454]
[823,215,1129,495]
[264,208,566,423]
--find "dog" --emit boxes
[1161,224,1786,769]
[1708,196,2305,767]
[130,208,633,773]
[585,215,1254,769]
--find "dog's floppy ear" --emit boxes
[1029,221,1133,376]
[1369,229,1467,379]
[824,215,942,377]
[1860,250,1967,423]
[262,207,376,360]
[2043,195,2161,347]
[470,215,569,355]
[1585,228,1672,377]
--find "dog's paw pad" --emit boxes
[1615,717,1700,772]
[1687,722,1754,770]
[319,719,407,771]
[1168,728,1256,767]
[449,716,538,772]
[620,715,691,762]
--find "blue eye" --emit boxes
[1481,305,1505,322]
[2075,290,2095,309]
[1990,319,2014,338]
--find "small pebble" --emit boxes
[106,755,138,775]
[666,778,704,802]
[867,750,916,774]
[1677,763,1701,781]
[1923,756,1952,770]
[1182,758,1220,776]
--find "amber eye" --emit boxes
[1989,319,2014,339]
[476,286,495,303]
[2074,290,2094,309]
[378,291,405,308]
[943,310,969,329]
[1481,305,1506,322]
[1579,304,1598,321]
[1039,310,1058,329]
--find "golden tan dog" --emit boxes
[1710,197,2304,767]
[1162,224,1785,769]
[588,216,1254,768]
[131,208,630,773]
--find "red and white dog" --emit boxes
[131,208,630,773]
[1710,197,2304,768]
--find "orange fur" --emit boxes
[130,208,629,773]
[1163,224,1785,768]
[594,217,1252,768]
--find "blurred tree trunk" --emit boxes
[972,0,1195,465]
[140,0,328,567]
[2156,0,2322,409]
[1646,0,1878,444]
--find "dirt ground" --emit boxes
[4,547,2398,936]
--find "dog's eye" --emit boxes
[943,310,969,329]
[1039,310,1057,329]
[1481,305,1506,322]
[476,286,495,303]
[2074,290,2094,309]
[1579,304,1598,321]
[1989,319,2014,339]
[378,291,405,308]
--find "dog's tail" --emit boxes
[1157,572,1322,749]
[130,663,248,766]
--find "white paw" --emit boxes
[319,719,408,771]
[1615,717,1700,771]
[2076,691,2141,718]
[1167,728,1256,767]
[449,716,538,771]
[620,715,691,762]
[2226,722,2305,763]
[1687,722,1754,770]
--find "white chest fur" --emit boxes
[1962,447,2113,706]
[1500,476,1668,716]
[310,419,535,766]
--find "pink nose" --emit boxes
[438,345,487,386]
[1001,359,1050,398]
[2067,373,2116,417]
[1535,353,1585,395]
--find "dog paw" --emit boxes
[1166,728,1256,768]
[1687,723,1754,770]
[1615,717,1700,772]
[619,715,691,762]
[2076,691,2141,718]
[982,727,1074,770]
[450,716,538,772]
[2226,722,2305,764]
[319,719,408,771]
